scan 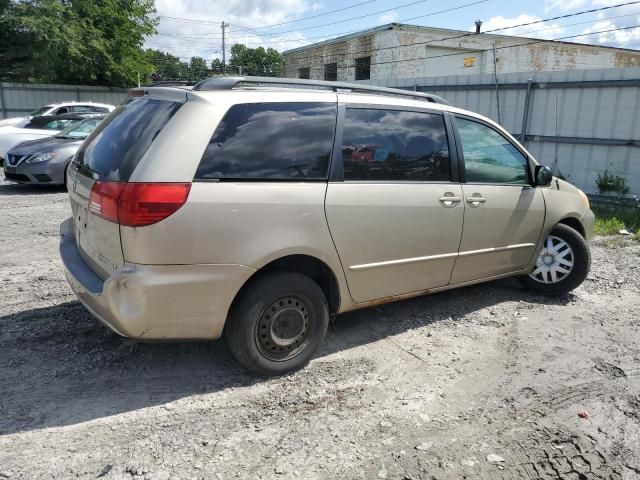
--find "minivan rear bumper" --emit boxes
[60,217,255,340]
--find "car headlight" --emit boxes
[25,152,57,164]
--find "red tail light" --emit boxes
[128,89,147,97]
[89,182,191,227]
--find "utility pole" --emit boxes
[492,42,502,124]
[221,21,229,75]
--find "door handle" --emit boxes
[466,196,486,206]
[439,195,461,206]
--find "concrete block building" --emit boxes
[283,23,640,82]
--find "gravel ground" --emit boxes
[1,177,639,480]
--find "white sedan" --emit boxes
[0,101,115,128]
[0,113,94,161]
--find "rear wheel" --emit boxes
[518,223,590,296]
[225,272,329,376]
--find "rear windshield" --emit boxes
[74,97,182,181]
[30,106,52,116]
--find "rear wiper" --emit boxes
[76,163,104,180]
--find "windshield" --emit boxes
[30,106,52,116]
[55,118,102,139]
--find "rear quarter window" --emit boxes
[75,97,182,181]
[195,102,337,181]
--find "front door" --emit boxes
[325,105,464,303]
[450,116,545,284]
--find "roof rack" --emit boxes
[146,80,193,87]
[191,76,450,105]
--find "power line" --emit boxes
[231,0,377,30]
[301,24,640,71]
[157,0,436,41]
[145,1,640,62]
[228,0,436,38]
[156,0,375,27]
[286,0,640,63]
[149,9,640,51]
[154,0,639,50]
[152,0,492,47]
[145,24,638,81]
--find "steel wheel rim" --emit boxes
[529,235,575,284]
[255,295,311,362]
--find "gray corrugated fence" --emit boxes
[362,67,640,196]
[0,82,128,118]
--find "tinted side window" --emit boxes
[456,117,529,184]
[75,97,182,181]
[342,108,450,182]
[70,106,92,113]
[195,103,336,180]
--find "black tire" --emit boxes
[518,223,590,296]
[225,272,329,376]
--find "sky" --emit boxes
[144,0,640,61]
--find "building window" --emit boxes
[355,57,370,80]
[298,67,310,79]
[324,63,337,81]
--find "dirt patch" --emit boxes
[0,178,639,479]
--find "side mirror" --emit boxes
[535,165,553,187]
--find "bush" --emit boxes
[596,171,630,196]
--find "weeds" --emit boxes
[593,206,640,239]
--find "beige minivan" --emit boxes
[60,77,594,375]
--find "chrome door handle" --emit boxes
[466,196,486,206]
[439,196,461,206]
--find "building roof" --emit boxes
[283,22,640,55]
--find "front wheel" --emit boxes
[518,223,591,296]
[225,272,329,376]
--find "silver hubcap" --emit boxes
[529,235,574,284]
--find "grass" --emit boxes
[593,205,640,238]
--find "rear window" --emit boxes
[195,102,337,181]
[75,97,182,181]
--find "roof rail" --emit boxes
[192,76,450,105]
[146,80,193,87]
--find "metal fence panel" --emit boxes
[363,67,640,195]
[0,82,128,118]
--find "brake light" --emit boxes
[128,89,147,97]
[89,182,191,227]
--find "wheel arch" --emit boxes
[229,254,342,317]
[557,216,586,238]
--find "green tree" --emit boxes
[0,0,157,86]
[228,44,284,77]
[188,56,209,81]
[210,58,224,75]
[145,49,189,81]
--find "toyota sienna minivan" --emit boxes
[60,76,594,375]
